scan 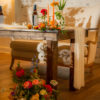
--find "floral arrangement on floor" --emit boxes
[9,58,58,100]
[27,0,66,33]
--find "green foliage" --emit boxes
[55,0,67,34]
[55,12,63,20]
[55,11,64,27]
[57,0,66,10]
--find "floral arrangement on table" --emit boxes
[28,0,66,33]
[9,58,58,100]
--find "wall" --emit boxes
[0,0,15,24]
[1,0,100,24]
[14,0,100,23]
[0,0,15,53]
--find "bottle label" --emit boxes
[0,15,4,23]
[33,15,38,26]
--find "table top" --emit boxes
[0,24,76,41]
[0,24,58,33]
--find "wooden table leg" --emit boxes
[70,39,76,91]
[46,40,58,84]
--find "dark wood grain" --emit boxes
[69,39,75,90]
[46,41,58,84]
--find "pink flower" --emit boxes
[16,69,24,78]
[43,84,52,93]
[23,81,32,89]
[32,79,39,85]
[41,9,47,16]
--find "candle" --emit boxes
[52,0,55,25]
[47,5,49,25]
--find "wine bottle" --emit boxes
[0,6,4,24]
[32,5,38,26]
[0,6,3,15]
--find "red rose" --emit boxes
[43,84,52,93]
[23,81,32,89]
[41,9,47,16]
[33,68,37,73]
[16,69,24,78]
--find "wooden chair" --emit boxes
[57,6,100,90]
[58,28,99,90]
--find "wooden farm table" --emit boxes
[0,25,85,90]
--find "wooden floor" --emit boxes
[0,53,100,100]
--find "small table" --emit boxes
[0,26,85,89]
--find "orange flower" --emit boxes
[56,27,61,30]
[50,20,54,26]
[50,25,57,29]
[27,24,32,29]
[33,26,39,29]
[40,79,46,85]
[32,79,39,85]
[49,20,58,29]
[54,1,59,5]
[50,1,59,7]
[38,23,46,29]
[50,20,58,26]
[30,93,39,100]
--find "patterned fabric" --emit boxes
[58,45,71,66]
[37,42,88,66]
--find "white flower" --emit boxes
[37,42,46,62]
[50,80,58,86]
